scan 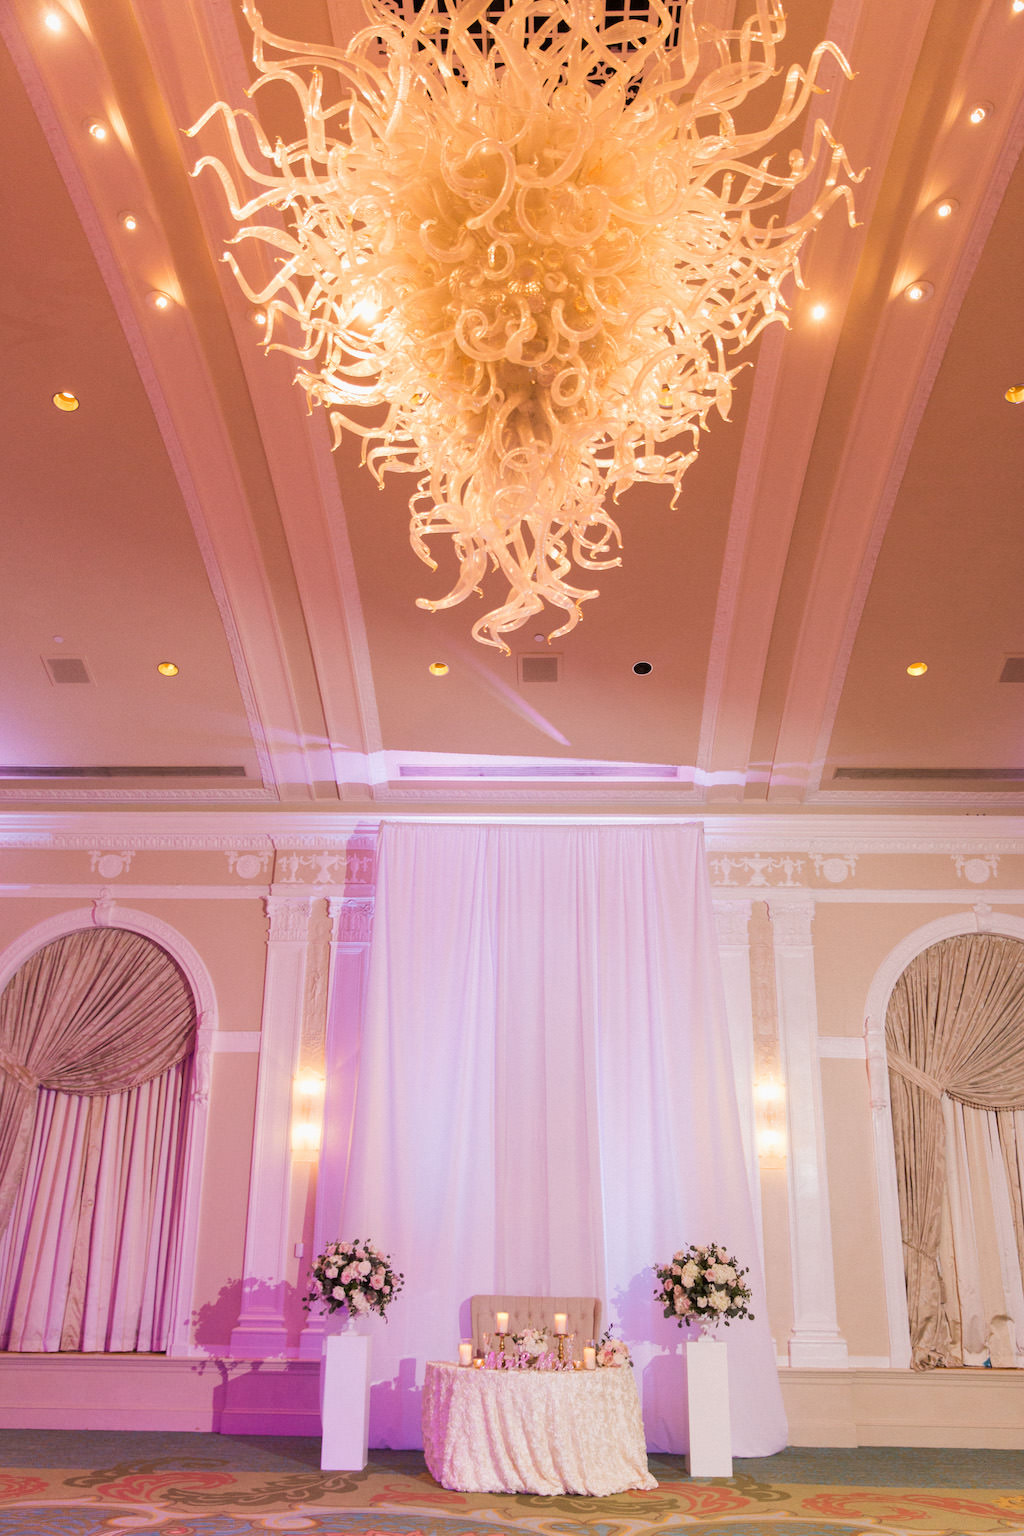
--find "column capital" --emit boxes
[712,899,753,948]
[768,896,815,948]
[265,893,316,942]
[327,896,375,944]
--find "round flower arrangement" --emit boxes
[655,1242,754,1328]
[303,1239,404,1320]
[597,1328,631,1367]
[511,1326,551,1359]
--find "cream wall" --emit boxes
[0,812,1022,1442]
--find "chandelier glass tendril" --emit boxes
[191,0,858,650]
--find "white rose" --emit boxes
[358,1260,371,1277]
[332,1285,345,1299]
[325,1265,338,1279]
[680,1262,699,1286]
[711,1290,730,1311]
[711,1263,735,1283]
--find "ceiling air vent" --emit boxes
[44,655,92,685]
[398,762,678,778]
[833,766,1024,782]
[999,656,1024,682]
[518,654,560,684]
[0,764,247,779]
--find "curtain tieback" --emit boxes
[887,1050,943,1099]
[0,1050,39,1090]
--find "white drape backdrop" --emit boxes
[337,822,785,1455]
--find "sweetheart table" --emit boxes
[422,1361,657,1496]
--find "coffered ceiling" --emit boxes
[2,0,1022,814]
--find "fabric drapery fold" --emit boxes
[0,1059,192,1351]
[886,933,1024,1368]
[336,822,785,1457]
[0,927,196,1234]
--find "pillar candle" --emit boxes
[495,1311,509,1334]
[583,1346,597,1370]
[553,1312,568,1335]
[458,1341,473,1366]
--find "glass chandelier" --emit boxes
[192,0,858,650]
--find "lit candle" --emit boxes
[583,1345,597,1370]
[553,1312,568,1335]
[458,1341,473,1366]
[495,1311,509,1334]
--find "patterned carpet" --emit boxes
[0,1434,1022,1536]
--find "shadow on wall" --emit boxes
[191,1276,311,1350]
[370,1355,421,1446]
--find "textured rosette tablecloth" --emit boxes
[422,1361,657,1496]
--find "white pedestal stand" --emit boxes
[321,1332,371,1471]
[685,1337,732,1478]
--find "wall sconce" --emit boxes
[291,1072,325,1160]
[754,1076,787,1169]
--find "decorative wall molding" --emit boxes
[265,895,316,943]
[768,898,816,948]
[712,901,761,1240]
[712,899,753,948]
[0,810,1023,854]
[329,897,375,944]
[818,1036,867,1059]
[227,851,272,879]
[232,896,317,1356]
[810,854,858,883]
[953,854,999,884]
[769,896,848,1368]
[861,909,1024,1371]
[0,902,220,1360]
[210,1031,262,1053]
[710,854,806,887]
[88,850,135,878]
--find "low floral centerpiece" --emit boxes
[596,1328,631,1367]
[511,1326,552,1360]
[655,1243,754,1335]
[304,1239,404,1321]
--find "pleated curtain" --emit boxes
[886,933,1024,1367]
[0,927,196,1351]
[0,1058,192,1350]
[335,821,786,1456]
[0,927,196,1234]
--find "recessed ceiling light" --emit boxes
[906,662,928,676]
[86,118,108,141]
[968,102,991,125]
[632,661,653,675]
[147,289,173,311]
[43,10,63,32]
[119,211,138,231]
[428,661,449,676]
[934,198,958,219]
[157,661,179,676]
[904,280,934,302]
[52,390,79,411]
[1005,383,1024,404]
[253,309,268,326]
[1014,1,1024,13]
[810,302,828,321]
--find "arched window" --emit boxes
[0,926,197,1351]
[886,932,1024,1369]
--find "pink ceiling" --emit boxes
[1,0,1022,813]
